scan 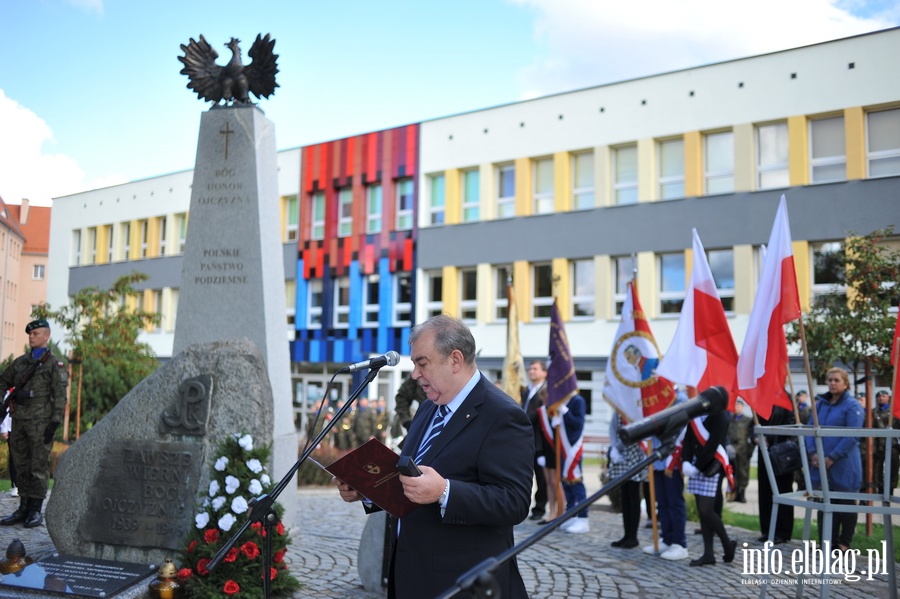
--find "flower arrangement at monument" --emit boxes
[178,433,300,598]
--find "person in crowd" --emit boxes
[794,390,812,491]
[0,319,68,529]
[333,315,533,599]
[642,387,689,561]
[805,367,864,551]
[522,360,550,522]
[333,399,356,450]
[552,391,590,534]
[391,375,426,442]
[873,389,898,496]
[753,391,796,544]
[681,405,737,566]
[727,399,752,503]
[607,411,647,548]
[1,411,16,497]
[352,396,378,444]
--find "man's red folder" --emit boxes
[324,439,423,518]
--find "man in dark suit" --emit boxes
[335,315,533,598]
[522,360,549,521]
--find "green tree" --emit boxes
[788,228,900,386]
[32,272,160,437]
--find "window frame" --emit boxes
[333,276,350,329]
[459,267,478,323]
[424,269,444,319]
[658,138,685,200]
[532,157,554,214]
[310,192,326,240]
[613,255,635,316]
[307,279,323,329]
[571,150,595,210]
[658,252,686,315]
[428,174,446,226]
[393,272,412,326]
[531,262,554,320]
[495,163,516,219]
[809,116,847,184]
[493,265,512,321]
[612,144,638,205]
[338,188,353,238]
[461,169,480,222]
[366,184,383,233]
[866,108,900,178]
[570,258,595,319]
[395,178,414,230]
[703,131,735,195]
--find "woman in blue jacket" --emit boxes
[805,367,864,550]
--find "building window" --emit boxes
[307,279,323,328]
[756,122,790,189]
[810,116,846,183]
[659,253,686,314]
[139,220,149,258]
[614,255,636,316]
[461,169,480,222]
[333,277,350,328]
[533,157,554,214]
[285,281,296,329]
[867,108,900,178]
[32,264,45,280]
[105,225,114,262]
[158,216,167,256]
[122,222,131,259]
[704,131,734,194]
[428,174,445,226]
[394,272,412,326]
[395,178,414,230]
[176,214,188,254]
[613,145,638,205]
[494,265,512,321]
[170,288,179,331]
[571,259,595,318]
[72,230,82,266]
[425,269,443,318]
[363,275,379,327]
[658,138,685,200]
[366,185,382,233]
[811,241,846,305]
[311,192,325,240]
[458,268,477,323]
[153,290,163,331]
[284,195,299,241]
[571,151,594,210]
[531,262,553,319]
[338,188,353,238]
[707,249,735,313]
[88,227,97,264]
[496,164,516,219]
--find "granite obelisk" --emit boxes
[173,104,297,523]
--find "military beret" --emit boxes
[25,319,50,333]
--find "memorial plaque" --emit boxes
[79,440,204,551]
[0,554,154,597]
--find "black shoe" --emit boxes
[694,528,702,535]
[529,513,545,521]
[723,539,737,563]
[611,538,639,549]
[537,519,550,525]
[690,555,716,567]
[23,511,43,529]
[0,499,28,526]
[756,535,769,543]
[773,537,789,545]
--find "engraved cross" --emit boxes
[220,121,234,160]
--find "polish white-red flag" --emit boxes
[736,195,800,420]
[891,311,900,420]
[657,229,740,411]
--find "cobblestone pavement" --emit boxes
[0,480,896,598]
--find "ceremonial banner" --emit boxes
[502,283,527,403]
[737,195,800,420]
[603,281,675,423]
[657,229,739,410]
[545,299,578,411]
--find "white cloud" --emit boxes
[511,0,896,98]
[64,0,103,15]
[0,90,86,206]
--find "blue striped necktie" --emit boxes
[415,405,449,463]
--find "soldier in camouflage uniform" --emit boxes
[727,399,752,503]
[0,319,68,528]
[333,400,356,450]
[391,375,426,440]
[873,390,899,495]
[352,397,378,445]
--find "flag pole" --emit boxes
[796,313,821,428]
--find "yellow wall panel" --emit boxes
[788,115,809,186]
[733,245,755,314]
[844,106,865,180]
[441,265,459,317]
[95,226,109,265]
[792,240,810,312]
[684,131,702,197]
[637,138,654,202]
[445,169,460,225]
[554,152,571,212]
[515,157,531,216]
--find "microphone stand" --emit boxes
[207,366,383,598]
[436,422,685,599]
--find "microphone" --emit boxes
[337,351,400,373]
[618,386,728,445]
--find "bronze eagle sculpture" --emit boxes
[179,34,279,104]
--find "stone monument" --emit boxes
[172,34,298,525]
[46,338,274,565]
[170,99,298,525]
